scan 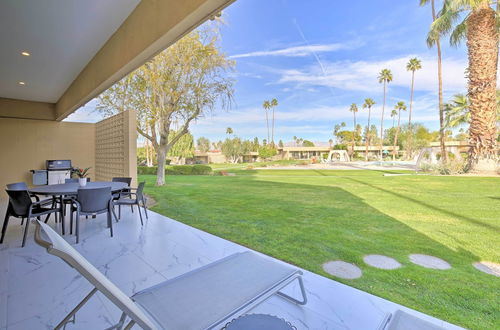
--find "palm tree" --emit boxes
[270,98,278,146]
[390,109,398,129]
[263,100,271,143]
[426,0,499,171]
[226,127,233,135]
[293,135,297,146]
[406,57,422,159]
[349,103,359,154]
[362,98,376,161]
[328,138,333,148]
[392,101,407,160]
[378,69,393,159]
[421,0,447,164]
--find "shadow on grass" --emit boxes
[342,175,500,232]
[141,173,497,329]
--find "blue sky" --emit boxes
[66,0,470,143]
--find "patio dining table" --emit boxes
[30,181,128,235]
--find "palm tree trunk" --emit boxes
[380,82,386,160]
[431,0,447,164]
[365,109,371,161]
[351,111,356,156]
[466,5,499,172]
[271,108,275,146]
[393,110,401,161]
[265,110,270,144]
[408,71,415,159]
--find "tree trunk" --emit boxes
[156,146,167,186]
[271,108,275,146]
[365,109,371,161]
[380,82,386,160]
[265,110,270,143]
[431,0,447,164]
[408,71,415,159]
[351,112,356,157]
[393,110,401,161]
[466,5,499,172]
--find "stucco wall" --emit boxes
[95,110,137,186]
[0,118,95,194]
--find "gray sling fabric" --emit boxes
[132,252,300,330]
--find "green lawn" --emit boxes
[140,169,500,329]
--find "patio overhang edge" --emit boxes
[53,0,235,121]
[0,98,56,121]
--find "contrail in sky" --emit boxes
[292,18,339,103]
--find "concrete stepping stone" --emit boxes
[363,254,401,270]
[322,260,362,279]
[409,254,451,270]
[473,261,500,277]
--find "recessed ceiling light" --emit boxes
[21,51,30,56]
[18,81,26,85]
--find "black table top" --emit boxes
[30,181,128,196]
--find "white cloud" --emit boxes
[229,43,355,59]
[276,55,468,93]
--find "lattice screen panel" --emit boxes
[95,111,137,185]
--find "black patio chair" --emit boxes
[2,189,59,247]
[112,177,133,215]
[69,187,116,243]
[5,182,41,225]
[112,182,148,225]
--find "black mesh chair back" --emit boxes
[6,182,29,190]
[112,177,132,186]
[136,182,145,201]
[5,189,32,216]
[77,187,112,213]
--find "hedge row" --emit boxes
[138,165,213,175]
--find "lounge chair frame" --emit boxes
[34,220,307,330]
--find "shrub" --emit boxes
[192,164,212,175]
[138,166,158,175]
[138,165,212,176]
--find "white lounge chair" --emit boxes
[34,220,307,330]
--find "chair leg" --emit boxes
[75,211,80,244]
[0,211,11,244]
[142,199,148,219]
[131,205,134,213]
[118,205,121,219]
[107,209,113,238]
[70,208,74,235]
[22,217,31,248]
[111,207,119,223]
[136,204,143,226]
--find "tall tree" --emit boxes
[262,100,271,143]
[270,98,278,145]
[390,109,398,129]
[426,0,499,172]
[421,0,448,164]
[98,26,234,185]
[349,103,359,155]
[196,137,211,153]
[378,68,393,159]
[363,98,376,161]
[406,57,422,159]
[392,101,407,160]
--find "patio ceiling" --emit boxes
[0,0,234,121]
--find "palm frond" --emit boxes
[450,19,468,46]
[427,4,464,48]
